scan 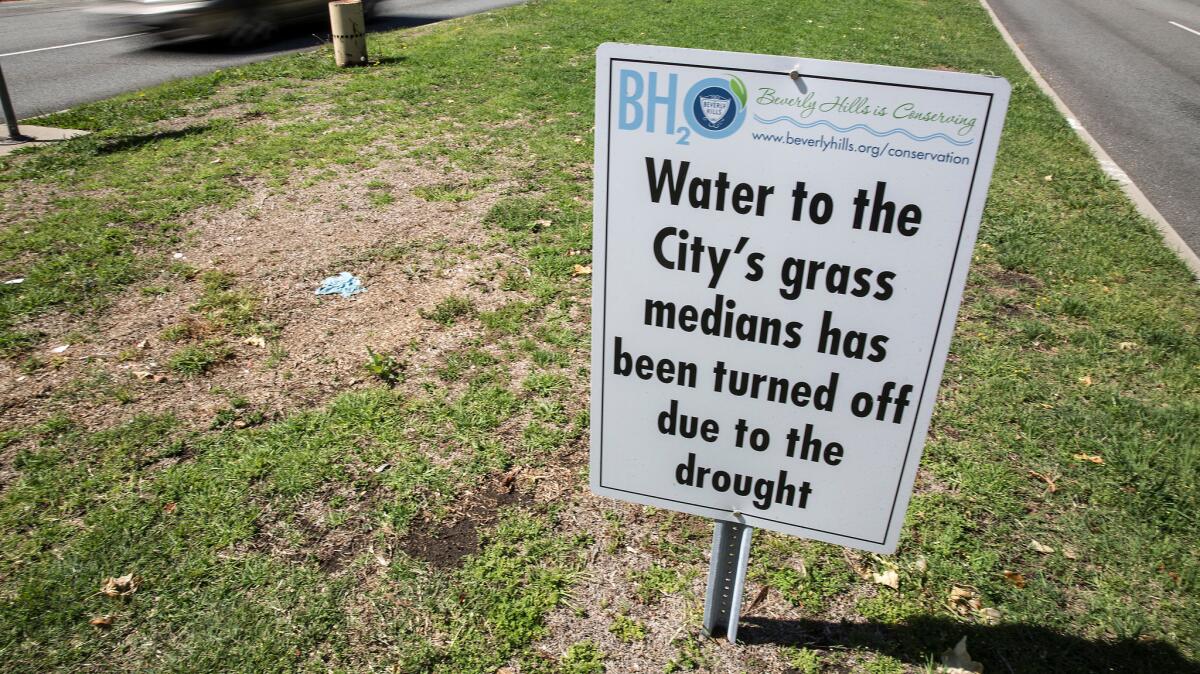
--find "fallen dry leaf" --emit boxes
[745,585,770,613]
[136,339,150,350]
[1043,174,1053,182]
[500,467,521,492]
[949,586,975,602]
[89,615,114,628]
[1078,374,1093,386]
[162,502,177,515]
[872,569,900,590]
[50,344,70,354]
[1030,540,1055,554]
[132,370,153,381]
[1062,547,1079,560]
[1028,470,1058,492]
[940,636,983,673]
[978,607,1003,625]
[571,264,592,276]
[100,573,140,599]
[914,556,929,574]
[948,586,982,614]
[243,335,267,348]
[1118,341,1137,351]
[1073,453,1105,464]
[1002,570,1027,588]
[843,550,872,580]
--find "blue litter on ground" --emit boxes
[315,272,365,298]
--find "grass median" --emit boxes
[1,0,1197,672]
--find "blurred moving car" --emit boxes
[87,0,376,46]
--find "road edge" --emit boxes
[979,0,1200,279]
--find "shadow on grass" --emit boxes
[88,125,213,155]
[739,615,1200,674]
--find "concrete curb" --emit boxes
[0,125,89,156]
[979,0,1200,279]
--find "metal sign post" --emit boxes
[702,519,754,643]
[0,62,30,142]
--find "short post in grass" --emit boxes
[702,518,753,644]
[0,62,31,142]
[329,0,368,67]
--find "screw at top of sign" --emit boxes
[789,66,808,93]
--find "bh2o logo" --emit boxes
[618,70,749,144]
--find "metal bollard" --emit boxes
[329,0,368,67]
[0,62,31,142]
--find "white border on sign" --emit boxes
[590,43,1010,554]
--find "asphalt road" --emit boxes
[0,0,522,119]
[987,0,1200,258]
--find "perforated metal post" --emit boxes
[702,519,754,644]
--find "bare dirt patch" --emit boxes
[977,263,1043,290]
[403,469,534,569]
[0,182,67,230]
[0,155,525,480]
[153,102,258,133]
[514,473,848,674]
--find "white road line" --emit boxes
[0,32,148,58]
[1169,20,1200,37]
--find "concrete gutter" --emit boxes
[979,0,1200,279]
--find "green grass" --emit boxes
[167,339,231,376]
[1,0,1198,671]
[375,511,581,673]
[413,183,477,203]
[0,377,582,672]
[363,347,405,387]
[609,613,648,642]
[420,295,476,326]
[158,321,196,342]
[481,300,539,335]
[560,641,606,674]
[785,646,823,674]
[631,563,690,604]
[192,269,273,337]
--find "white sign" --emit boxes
[589,44,1009,554]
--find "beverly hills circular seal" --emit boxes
[684,76,748,139]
